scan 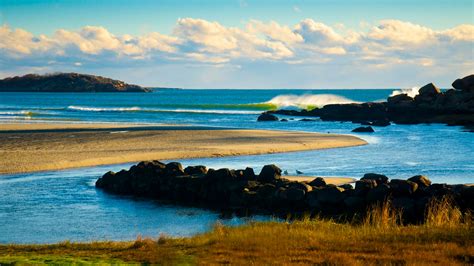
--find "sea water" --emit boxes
[0,89,473,243]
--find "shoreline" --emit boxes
[0,122,367,175]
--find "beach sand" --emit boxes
[0,123,367,175]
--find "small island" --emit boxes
[0,73,150,92]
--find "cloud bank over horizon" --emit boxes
[1,18,473,88]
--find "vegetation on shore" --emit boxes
[1,197,472,265]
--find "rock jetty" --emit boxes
[0,73,150,92]
[264,75,474,127]
[96,161,473,223]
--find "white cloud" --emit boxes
[0,19,472,87]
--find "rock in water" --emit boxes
[257,113,279,121]
[351,126,375,133]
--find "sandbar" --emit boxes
[0,123,367,175]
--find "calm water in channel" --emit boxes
[0,89,473,243]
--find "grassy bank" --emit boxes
[1,199,473,265]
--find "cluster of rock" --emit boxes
[96,161,473,223]
[261,75,474,127]
[0,73,150,92]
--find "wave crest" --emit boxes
[390,87,419,98]
[67,106,141,112]
[266,94,357,109]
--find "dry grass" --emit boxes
[1,200,473,265]
[363,200,403,228]
[424,196,470,227]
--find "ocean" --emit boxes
[0,89,473,243]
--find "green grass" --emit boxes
[1,198,473,265]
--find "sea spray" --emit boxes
[266,94,357,109]
[389,87,420,98]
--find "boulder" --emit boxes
[414,83,441,103]
[306,190,322,209]
[418,83,441,96]
[184,165,208,175]
[280,118,288,122]
[366,184,391,203]
[361,173,389,185]
[390,179,418,196]
[351,126,374,133]
[309,177,326,187]
[387,93,414,105]
[289,182,313,193]
[371,119,391,127]
[339,183,353,190]
[165,162,184,176]
[317,185,345,204]
[207,168,235,179]
[355,179,377,196]
[258,164,282,183]
[243,167,256,180]
[452,74,474,93]
[286,187,306,201]
[344,196,366,211]
[407,175,431,188]
[257,113,278,121]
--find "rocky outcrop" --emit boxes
[257,113,279,121]
[351,126,374,133]
[0,73,150,92]
[265,75,474,127]
[96,161,473,223]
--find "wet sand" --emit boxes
[0,123,367,175]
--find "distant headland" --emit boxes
[0,73,151,92]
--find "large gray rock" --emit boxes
[286,187,306,201]
[257,113,279,121]
[166,162,184,176]
[390,179,418,196]
[355,179,377,196]
[366,183,391,203]
[361,173,389,185]
[344,196,366,211]
[452,74,474,93]
[184,165,207,175]
[309,177,326,187]
[258,164,282,183]
[407,175,431,188]
[317,185,345,204]
[351,126,374,133]
[414,83,441,103]
[387,93,414,105]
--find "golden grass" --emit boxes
[424,196,470,228]
[1,200,473,265]
[363,200,403,228]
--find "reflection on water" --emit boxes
[0,165,269,244]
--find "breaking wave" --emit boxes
[389,87,420,98]
[266,94,357,109]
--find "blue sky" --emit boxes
[0,0,473,88]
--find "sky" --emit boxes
[0,0,473,88]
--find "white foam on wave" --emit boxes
[66,105,260,115]
[171,109,260,115]
[266,94,357,109]
[67,106,141,112]
[390,87,419,98]
[0,110,35,115]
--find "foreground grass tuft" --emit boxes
[1,200,473,265]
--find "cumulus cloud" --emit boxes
[0,18,472,76]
